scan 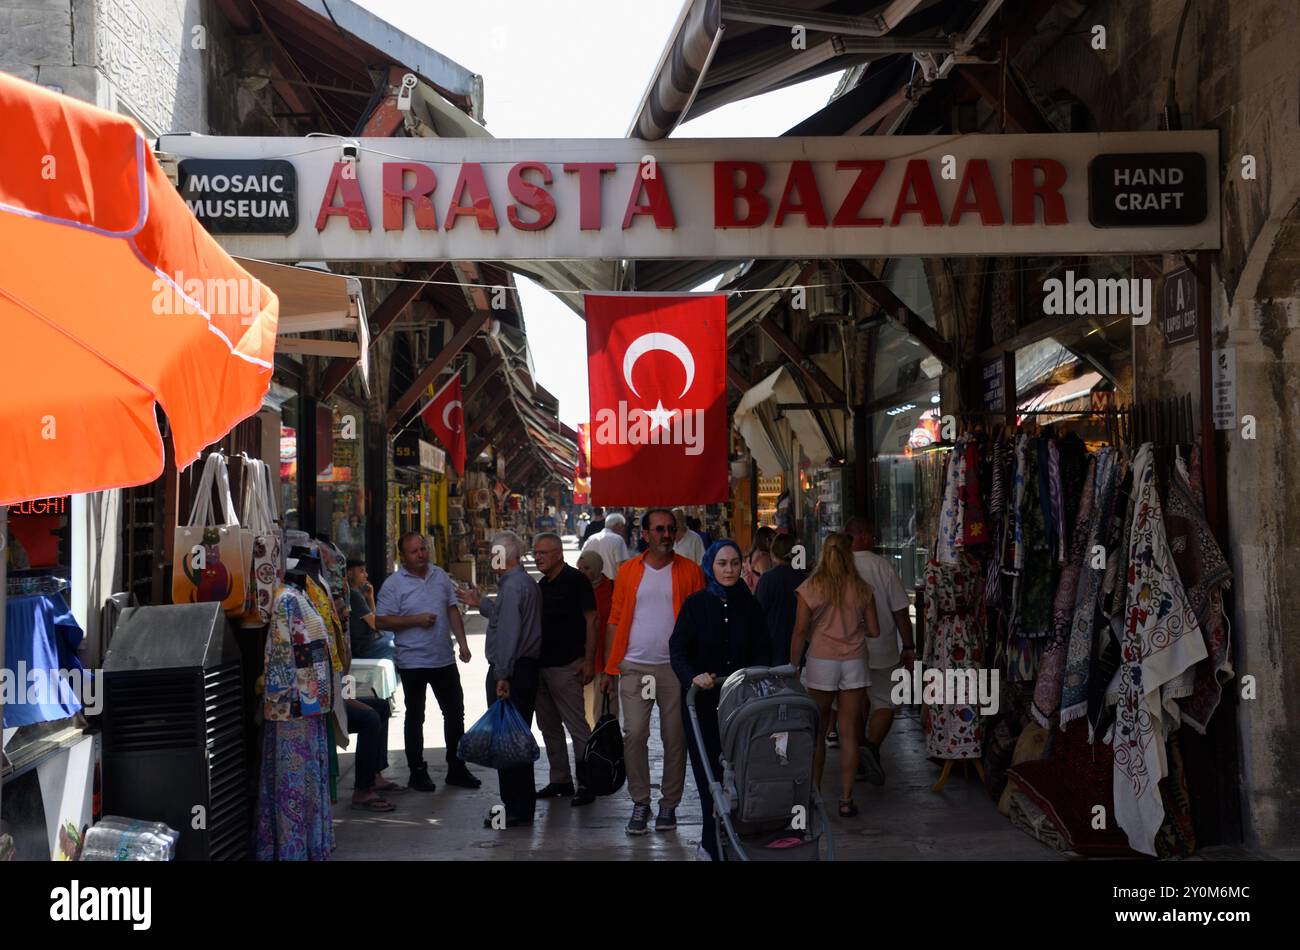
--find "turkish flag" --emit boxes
[584,293,728,505]
[419,374,466,475]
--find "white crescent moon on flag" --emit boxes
[442,399,463,433]
[622,332,695,399]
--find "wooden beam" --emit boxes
[319,266,435,399]
[463,354,504,405]
[957,64,1054,135]
[387,310,491,431]
[214,0,257,32]
[727,365,750,394]
[757,315,847,406]
[248,1,337,132]
[453,261,493,314]
[976,310,1099,363]
[358,65,410,136]
[840,261,956,370]
[465,386,513,445]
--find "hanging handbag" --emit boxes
[238,458,283,628]
[171,452,253,616]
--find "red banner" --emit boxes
[584,293,728,505]
[419,374,467,475]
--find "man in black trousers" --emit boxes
[458,530,543,828]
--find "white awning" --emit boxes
[237,258,370,396]
[734,367,786,477]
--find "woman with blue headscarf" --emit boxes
[669,539,772,859]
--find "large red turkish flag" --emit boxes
[584,293,728,505]
[419,374,467,475]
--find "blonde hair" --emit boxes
[807,532,872,611]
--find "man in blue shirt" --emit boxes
[458,531,543,828]
[376,532,480,792]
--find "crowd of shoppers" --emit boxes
[348,508,914,857]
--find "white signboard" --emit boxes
[156,131,1220,262]
[1213,347,1236,430]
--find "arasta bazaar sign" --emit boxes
[157,131,1219,261]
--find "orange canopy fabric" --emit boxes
[0,72,278,505]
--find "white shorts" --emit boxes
[804,655,869,692]
[867,664,900,711]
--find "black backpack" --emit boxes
[583,694,625,796]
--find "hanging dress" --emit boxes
[255,584,336,861]
[922,553,986,760]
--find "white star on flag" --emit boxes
[646,399,675,432]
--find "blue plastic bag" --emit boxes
[457,699,540,770]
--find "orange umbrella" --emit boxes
[0,72,278,506]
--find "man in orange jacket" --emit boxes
[599,508,705,835]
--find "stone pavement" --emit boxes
[330,535,1061,861]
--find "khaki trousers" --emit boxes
[535,657,592,785]
[618,660,686,808]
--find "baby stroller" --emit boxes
[686,664,834,861]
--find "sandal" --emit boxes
[838,799,859,818]
[350,797,396,813]
[373,780,407,794]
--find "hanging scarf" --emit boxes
[1031,455,1097,727]
[1060,448,1119,725]
[1048,440,1066,563]
[1089,459,1134,740]
[984,440,1010,606]
[1014,440,1055,638]
[937,439,967,565]
[703,539,745,600]
[1164,450,1233,733]
[1007,434,1029,573]
[1111,444,1208,857]
[961,439,990,547]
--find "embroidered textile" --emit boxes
[1112,444,1208,857]
[937,442,966,565]
[961,440,990,547]
[1031,455,1097,726]
[254,716,334,861]
[1060,450,1120,725]
[264,585,334,722]
[923,554,986,760]
[1164,452,1233,733]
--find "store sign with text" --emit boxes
[177,159,296,234]
[158,132,1219,260]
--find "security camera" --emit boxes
[341,140,359,161]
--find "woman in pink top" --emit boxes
[789,532,880,817]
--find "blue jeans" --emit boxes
[352,633,396,661]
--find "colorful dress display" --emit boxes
[255,584,335,861]
[922,553,986,760]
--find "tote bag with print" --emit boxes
[172,452,252,615]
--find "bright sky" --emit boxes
[359,0,840,426]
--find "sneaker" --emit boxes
[570,787,596,807]
[825,730,840,749]
[655,805,678,831]
[537,781,576,798]
[445,768,482,790]
[407,767,437,793]
[626,802,652,836]
[860,744,886,786]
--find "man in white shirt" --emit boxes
[581,511,630,581]
[846,517,916,786]
[670,507,705,564]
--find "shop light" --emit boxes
[886,402,917,416]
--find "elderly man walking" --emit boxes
[582,511,630,581]
[375,532,480,792]
[601,508,704,835]
[531,532,599,806]
[458,531,543,828]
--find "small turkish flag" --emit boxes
[420,374,466,475]
[584,293,728,506]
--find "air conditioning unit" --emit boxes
[805,267,852,322]
[102,602,249,861]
